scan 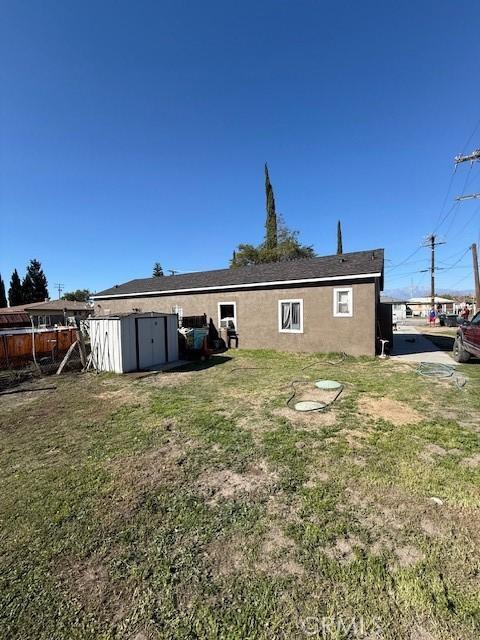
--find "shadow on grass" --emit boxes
[170,354,233,372]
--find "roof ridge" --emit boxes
[93,249,384,299]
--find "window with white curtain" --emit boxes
[333,287,353,317]
[278,299,303,333]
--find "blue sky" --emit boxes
[1,1,480,296]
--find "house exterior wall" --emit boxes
[94,280,378,356]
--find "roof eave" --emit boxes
[92,271,383,300]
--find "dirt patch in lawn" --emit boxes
[0,386,56,411]
[75,556,110,605]
[59,554,130,623]
[139,371,196,389]
[419,443,448,463]
[274,406,337,429]
[326,535,364,564]
[93,384,147,406]
[461,453,480,468]
[266,494,302,523]
[206,534,248,577]
[358,395,422,426]
[394,545,424,567]
[257,523,304,577]
[105,440,192,517]
[198,461,278,505]
[338,427,373,449]
[344,484,449,553]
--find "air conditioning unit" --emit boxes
[220,317,235,329]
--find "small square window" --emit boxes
[333,288,353,317]
[218,302,237,330]
[278,300,303,333]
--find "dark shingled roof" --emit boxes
[93,249,384,298]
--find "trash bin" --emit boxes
[445,315,459,327]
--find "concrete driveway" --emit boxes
[390,324,456,365]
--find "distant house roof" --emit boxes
[381,295,407,304]
[407,296,453,304]
[93,249,384,299]
[0,300,91,315]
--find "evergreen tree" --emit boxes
[8,269,24,306]
[62,289,91,302]
[230,217,314,267]
[22,259,48,303]
[0,274,7,308]
[230,164,315,268]
[264,164,277,251]
[152,262,164,277]
[337,220,343,254]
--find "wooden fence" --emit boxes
[0,328,77,369]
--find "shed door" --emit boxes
[137,318,167,369]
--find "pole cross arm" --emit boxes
[455,193,480,201]
[454,149,480,164]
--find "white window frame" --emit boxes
[218,301,237,329]
[333,287,353,317]
[278,299,304,334]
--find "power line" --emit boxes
[385,245,424,273]
[438,247,470,271]
[448,202,480,242]
[459,116,480,157]
[388,117,480,283]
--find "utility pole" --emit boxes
[454,147,480,311]
[472,243,480,312]
[421,235,445,311]
[55,282,64,299]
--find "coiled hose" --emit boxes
[416,362,466,389]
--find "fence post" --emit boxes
[75,318,87,367]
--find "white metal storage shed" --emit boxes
[89,313,179,373]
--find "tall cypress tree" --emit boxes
[337,220,343,255]
[22,259,49,303]
[264,163,277,251]
[8,269,24,306]
[0,274,7,308]
[152,262,164,277]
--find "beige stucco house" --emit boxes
[92,249,385,356]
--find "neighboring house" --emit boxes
[380,296,407,323]
[0,300,92,330]
[92,249,385,356]
[407,296,454,317]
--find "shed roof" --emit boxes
[93,249,384,298]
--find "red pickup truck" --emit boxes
[453,311,480,362]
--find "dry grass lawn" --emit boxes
[0,350,479,639]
